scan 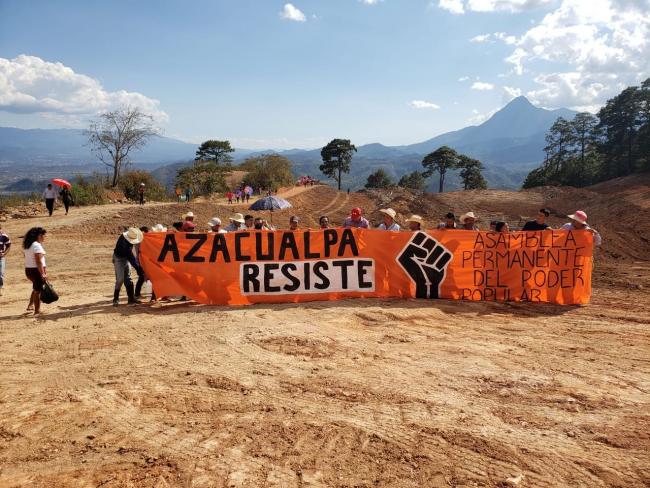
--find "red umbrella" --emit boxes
[52,178,71,189]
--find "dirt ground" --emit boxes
[0,183,649,487]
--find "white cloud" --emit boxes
[0,55,168,123]
[471,81,495,90]
[506,0,650,108]
[467,107,499,124]
[409,100,441,109]
[360,0,382,4]
[458,76,470,81]
[280,3,306,22]
[438,0,465,14]
[470,34,492,43]
[470,32,517,44]
[502,85,522,102]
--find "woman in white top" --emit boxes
[23,227,47,315]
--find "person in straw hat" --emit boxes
[561,210,602,246]
[181,212,196,232]
[225,213,245,232]
[377,208,400,231]
[208,217,227,233]
[405,215,424,232]
[459,212,480,230]
[112,227,144,306]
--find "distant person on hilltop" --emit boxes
[522,208,551,231]
[377,208,400,231]
[59,186,74,215]
[112,227,144,306]
[226,191,234,205]
[343,207,369,229]
[138,183,146,205]
[175,187,182,202]
[438,212,457,229]
[43,184,57,217]
[0,223,11,297]
[561,211,602,246]
[185,187,191,202]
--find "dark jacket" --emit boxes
[113,235,139,269]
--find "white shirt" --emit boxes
[378,222,401,231]
[561,222,602,246]
[209,229,228,234]
[24,241,46,268]
[43,188,57,199]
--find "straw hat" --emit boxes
[123,227,144,245]
[379,208,397,219]
[182,211,195,220]
[405,215,424,226]
[229,212,245,224]
[208,217,222,227]
[568,210,588,225]
[460,212,477,223]
[151,224,167,232]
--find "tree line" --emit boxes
[319,138,487,192]
[524,78,650,188]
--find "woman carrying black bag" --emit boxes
[23,227,48,316]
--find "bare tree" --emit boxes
[86,107,158,187]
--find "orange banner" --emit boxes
[139,229,593,306]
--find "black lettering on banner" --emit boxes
[304,231,320,259]
[281,263,301,291]
[242,264,260,293]
[158,234,180,262]
[279,232,299,260]
[333,260,354,288]
[565,230,577,248]
[303,262,311,290]
[235,233,251,261]
[358,260,373,289]
[209,233,231,263]
[183,233,207,262]
[313,261,330,290]
[255,232,274,261]
[338,229,359,257]
[324,229,338,258]
[263,263,281,292]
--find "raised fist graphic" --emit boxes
[397,232,453,299]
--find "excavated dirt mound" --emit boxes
[0,180,649,487]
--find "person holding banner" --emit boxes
[343,208,369,229]
[289,216,300,231]
[112,228,144,306]
[208,218,227,233]
[405,215,424,231]
[438,213,457,229]
[378,208,400,231]
[460,212,480,230]
[561,211,602,246]
[225,213,245,232]
[522,208,552,231]
[495,221,510,233]
[182,212,196,232]
[319,216,330,229]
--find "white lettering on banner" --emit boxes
[240,259,375,295]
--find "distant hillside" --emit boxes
[0,97,577,191]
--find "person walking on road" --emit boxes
[138,183,146,205]
[23,227,47,315]
[43,184,57,216]
[0,224,11,296]
[59,186,74,215]
[112,227,144,306]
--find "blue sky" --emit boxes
[0,0,648,148]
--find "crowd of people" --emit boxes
[41,183,75,217]
[5,206,601,314]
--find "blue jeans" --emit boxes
[0,257,5,288]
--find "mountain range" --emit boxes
[0,96,576,192]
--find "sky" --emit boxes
[0,0,648,149]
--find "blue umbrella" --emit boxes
[249,196,292,211]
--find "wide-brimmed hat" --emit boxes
[405,214,424,226]
[123,227,144,245]
[379,208,397,219]
[460,212,477,223]
[151,224,167,232]
[183,211,195,220]
[568,210,588,225]
[208,217,222,227]
[140,182,145,186]
[229,212,245,224]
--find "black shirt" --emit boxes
[522,220,550,231]
[113,235,139,268]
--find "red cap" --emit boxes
[351,207,362,217]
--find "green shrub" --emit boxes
[119,170,170,201]
[241,154,294,191]
[71,174,108,206]
[0,192,40,208]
